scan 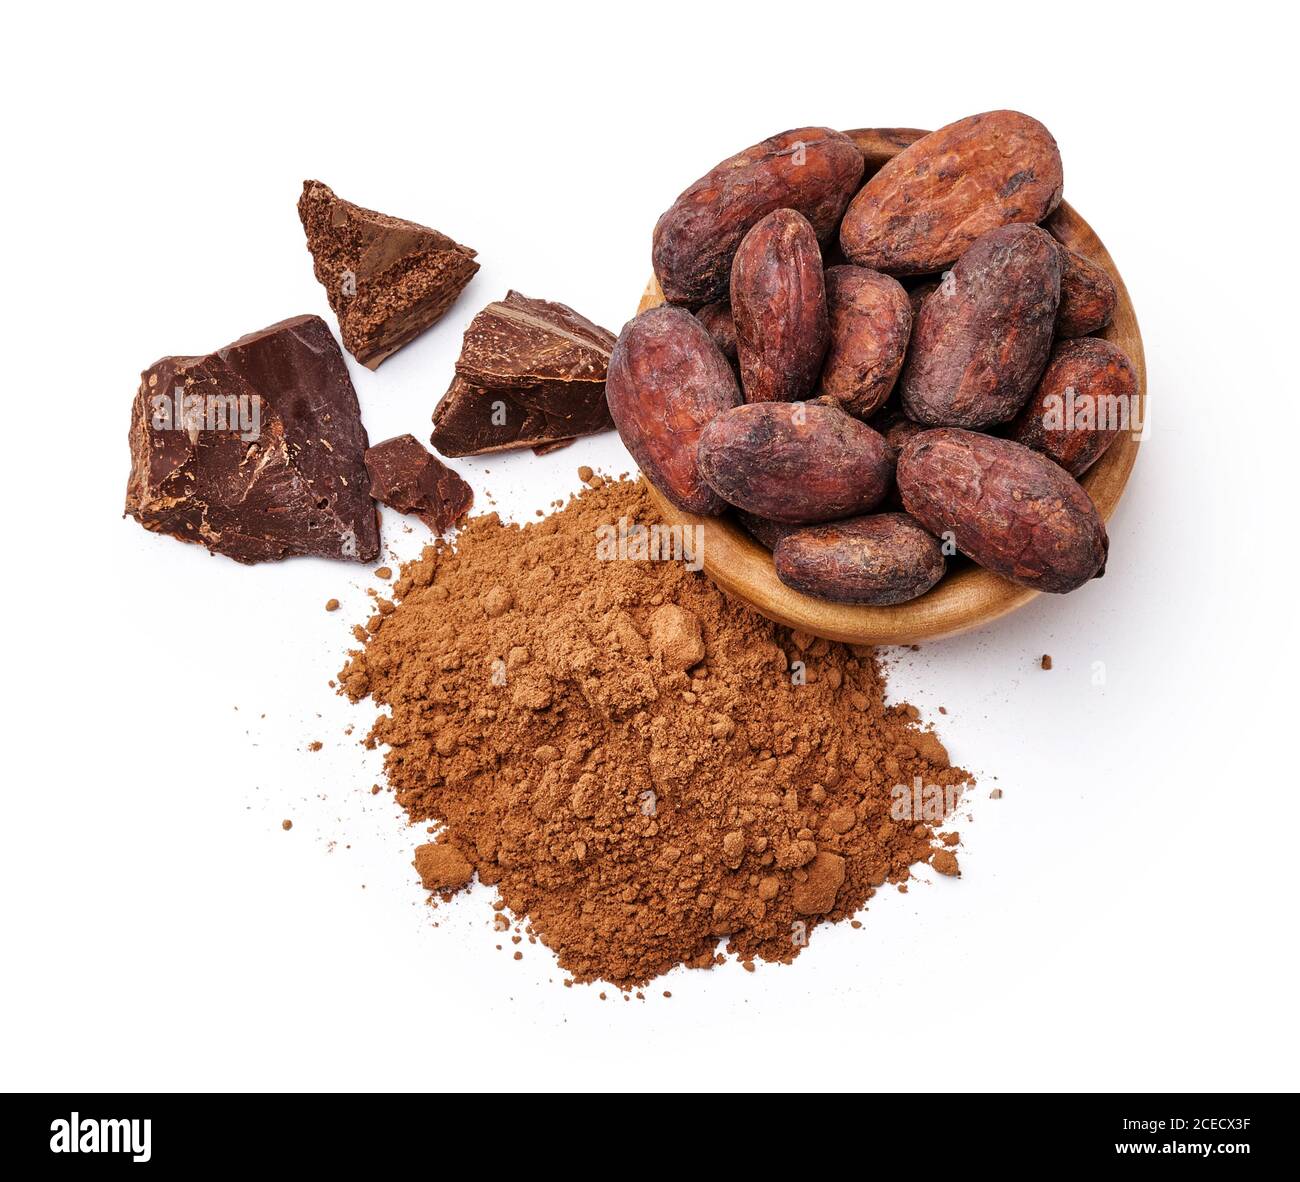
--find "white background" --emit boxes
[2,1,1296,1093]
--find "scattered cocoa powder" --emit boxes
[338,478,970,987]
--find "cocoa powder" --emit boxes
[338,477,968,988]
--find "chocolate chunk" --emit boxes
[430,291,616,457]
[365,434,473,534]
[298,180,479,369]
[125,314,380,564]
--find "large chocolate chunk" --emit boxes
[298,180,479,369]
[430,291,616,457]
[365,434,473,534]
[125,314,380,564]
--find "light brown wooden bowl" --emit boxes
[635,127,1146,644]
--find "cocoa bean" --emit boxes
[774,513,945,604]
[906,279,940,322]
[605,306,742,515]
[695,401,893,524]
[733,510,798,551]
[1011,338,1139,475]
[897,428,1108,593]
[1055,243,1118,337]
[731,209,829,403]
[818,265,912,419]
[900,224,1061,428]
[695,300,737,362]
[869,406,927,455]
[840,110,1063,276]
[652,127,864,306]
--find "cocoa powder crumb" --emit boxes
[375,567,393,580]
[325,598,340,612]
[307,741,322,752]
[931,849,961,877]
[339,478,970,987]
[281,819,293,831]
[1041,654,1053,670]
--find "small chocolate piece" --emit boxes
[125,315,380,564]
[430,291,616,457]
[298,180,478,369]
[365,434,473,534]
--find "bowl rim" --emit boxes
[635,126,1146,645]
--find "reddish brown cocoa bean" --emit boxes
[897,429,1108,593]
[695,300,737,362]
[840,110,1063,276]
[774,513,945,604]
[1011,338,1139,475]
[900,224,1061,428]
[818,266,912,419]
[906,279,940,322]
[870,406,928,455]
[731,209,829,403]
[1054,243,1118,337]
[696,401,893,524]
[733,509,799,551]
[652,128,864,306]
[606,306,742,515]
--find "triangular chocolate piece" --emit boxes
[430,291,615,457]
[125,315,380,564]
[298,181,479,369]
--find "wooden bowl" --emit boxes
[636,127,1146,644]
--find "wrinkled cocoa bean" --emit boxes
[734,509,798,551]
[818,266,912,419]
[840,110,1063,276]
[1011,338,1139,475]
[696,401,893,524]
[695,300,737,362]
[652,127,864,305]
[906,279,940,322]
[731,209,829,403]
[606,306,742,515]
[774,513,945,604]
[870,406,927,455]
[1055,243,1118,337]
[900,224,1061,427]
[897,428,1108,592]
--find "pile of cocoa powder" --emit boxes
[338,477,968,988]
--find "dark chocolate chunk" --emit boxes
[125,314,380,564]
[365,434,473,534]
[430,291,616,457]
[298,180,479,369]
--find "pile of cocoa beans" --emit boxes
[607,111,1140,605]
